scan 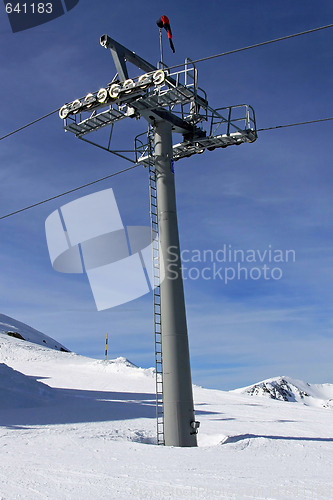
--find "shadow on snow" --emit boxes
[223,434,333,444]
[0,375,218,427]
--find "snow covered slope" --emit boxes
[232,376,333,409]
[0,313,69,351]
[1,334,333,499]
[0,363,56,409]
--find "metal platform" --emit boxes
[61,62,256,165]
[62,63,209,138]
[64,108,126,136]
[134,104,256,167]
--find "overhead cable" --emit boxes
[0,109,59,142]
[1,115,333,221]
[1,23,333,143]
[0,164,140,221]
[166,23,333,71]
[257,116,333,131]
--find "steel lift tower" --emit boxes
[59,35,257,447]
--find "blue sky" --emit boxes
[1,0,333,390]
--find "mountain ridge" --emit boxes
[231,375,333,409]
[0,313,69,352]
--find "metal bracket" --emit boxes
[100,35,156,81]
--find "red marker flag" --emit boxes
[156,15,175,53]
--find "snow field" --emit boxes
[0,330,333,499]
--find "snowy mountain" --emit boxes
[1,327,333,499]
[0,313,70,352]
[232,376,333,409]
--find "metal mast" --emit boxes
[154,120,197,446]
[59,34,257,447]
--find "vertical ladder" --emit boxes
[149,161,165,446]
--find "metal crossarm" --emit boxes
[60,59,257,161]
[134,104,256,167]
